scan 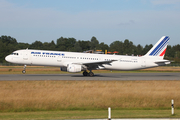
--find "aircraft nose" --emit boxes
[5,55,11,62]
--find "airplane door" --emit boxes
[141,58,146,68]
[57,56,62,62]
[23,51,28,60]
[22,50,31,64]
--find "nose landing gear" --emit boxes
[22,65,26,74]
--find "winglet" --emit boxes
[144,36,170,58]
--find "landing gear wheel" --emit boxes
[22,65,26,74]
[83,71,88,76]
[22,70,26,74]
[89,72,94,77]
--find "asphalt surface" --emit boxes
[0,72,180,81]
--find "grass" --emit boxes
[0,80,180,112]
[0,66,180,119]
[0,109,180,119]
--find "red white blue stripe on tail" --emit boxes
[145,36,170,57]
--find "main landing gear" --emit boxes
[83,70,94,77]
[22,65,26,74]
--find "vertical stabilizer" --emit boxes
[144,36,170,59]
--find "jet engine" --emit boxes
[67,64,82,73]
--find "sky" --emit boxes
[0,0,180,46]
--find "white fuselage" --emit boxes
[5,49,160,71]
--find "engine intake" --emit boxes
[67,64,82,73]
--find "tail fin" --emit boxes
[144,36,170,58]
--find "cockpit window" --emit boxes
[11,53,19,55]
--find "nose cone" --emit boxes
[5,55,11,62]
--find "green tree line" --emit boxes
[0,35,180,63]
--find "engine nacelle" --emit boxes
[67,64,82,73]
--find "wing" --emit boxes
[73,60,117,70]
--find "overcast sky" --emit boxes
[0,0,180,46]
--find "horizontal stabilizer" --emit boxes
[154,60,171,65]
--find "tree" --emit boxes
[0,40,6,63]
[49,40,56,50]
[109,41,123,55]
[56,37,76,51]
[166,45,174,58]
[17,43,30,49]
[98,42,109,53]
[78,40,91,51]
[142,44,153,55]
[0,35,18,45]
[123,39,134,55]
[0,35,19,63]
[66,38,76,51]
[90,36,99,50]
[72,42,82,52]
[30,41,43,49]
[173,44,180,58]
[56,37,66,51]
[135,44,143,56]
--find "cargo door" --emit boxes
[141,58,146,68]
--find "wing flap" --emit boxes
[73,60,117,65]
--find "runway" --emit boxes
[0,72,180,81]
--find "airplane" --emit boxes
[5,36,170,76]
